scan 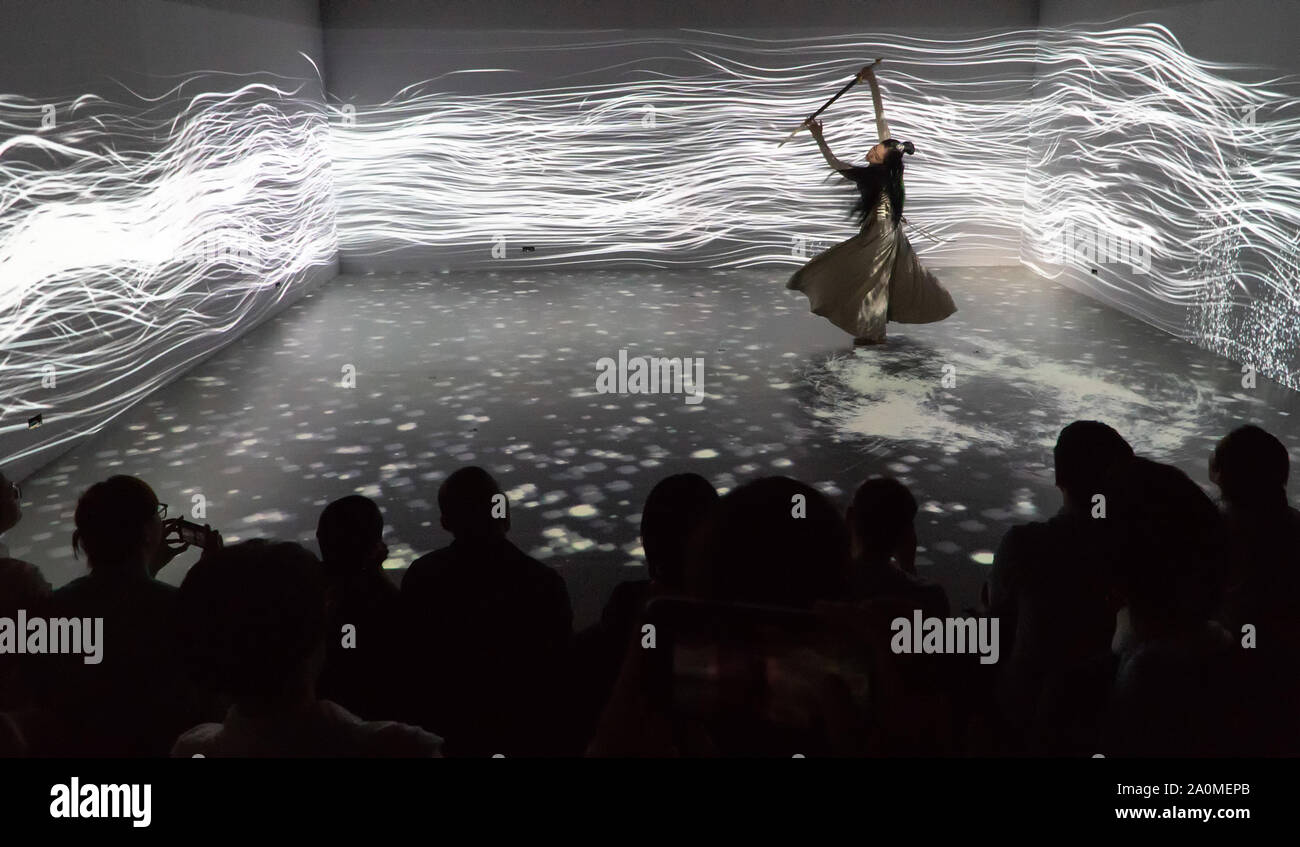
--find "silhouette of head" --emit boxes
[640,473,719,591]
[0,470,21,535]
[1108,458,1227,625]
[1054,420,1134,506]
[316,495,385,577]
[439,466,509,539]
[1210,424,1289,509]
[71,475,163,571]
[179,540,326,699]
[685,476,850,608]
[848,477,917,561]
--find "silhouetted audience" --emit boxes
[685,476,852,607]
[173,540,440,757]
[988,421,1133,744]
[1208,424,1300,754]
[315,495,406,721]
[598,472,719,649]
[18,476,197,757]
[1101,458,1240,756]
[1031,458,1241,756]
[401,467,572,756]
[8,419,1298,758]
[590,477,861,757]
[574,473,719,737]
[844,476,958,754]
[0,470,49,716]
[1210,425,1300,645]
[846,476,948,617]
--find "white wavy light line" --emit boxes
[328,28,1042,267]
[1,77,337,468]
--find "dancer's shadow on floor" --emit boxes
[803,333,952,388]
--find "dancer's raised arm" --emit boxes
[858,60,890,142]
[804,118,850,171]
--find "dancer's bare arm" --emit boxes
[805,118,850,171]
[858,60,890,142]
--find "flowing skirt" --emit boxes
[786,199,956,341]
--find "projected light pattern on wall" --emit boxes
[0,77,337,471]
[4,23,1300,477]
[1021,25,1300,389]
[327,24,1300,385]
[326,28,1042,268]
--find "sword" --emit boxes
[776,59,881,148]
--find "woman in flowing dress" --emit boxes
[786,60,956,344]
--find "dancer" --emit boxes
[787,60,956,345]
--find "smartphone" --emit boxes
[169,518,215,549]
[641,596,872,735]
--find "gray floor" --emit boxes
[7,266,1298,628]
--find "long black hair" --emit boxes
[838,139,914,227]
